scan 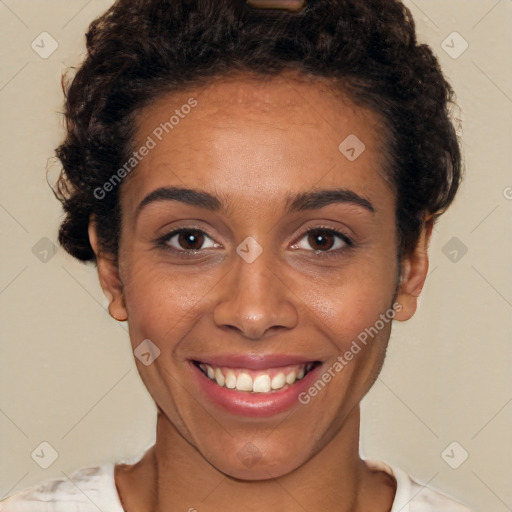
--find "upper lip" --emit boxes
[191,354,321,370]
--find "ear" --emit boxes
[393,216,434,322]
[88,218,128,322]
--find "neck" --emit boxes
[116,406,395,512]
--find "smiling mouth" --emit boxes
[192,360,321,393]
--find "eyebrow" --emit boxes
[136,187,223,217]
[135,186,375,218]
[286,189,375,213]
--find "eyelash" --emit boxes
[155,227,219,259]
[292,227,354,258]
[155,227,354,258]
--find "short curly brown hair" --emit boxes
[54,0,462,263]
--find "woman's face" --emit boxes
[94,74,427,479]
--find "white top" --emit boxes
[0,459,472,511]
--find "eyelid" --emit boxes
[290,226,354,252]
[154,224,354,256]
[155,226,222,252]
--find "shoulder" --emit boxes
[0,463,124,512]
[365,459,473,512]
[406,478,473,512]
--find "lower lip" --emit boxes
[190,362,322,418]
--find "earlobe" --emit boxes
[88,219,128,322]
[393,216,434,322]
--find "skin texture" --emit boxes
[89,73,433,512]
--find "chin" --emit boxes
[203,440,308,481]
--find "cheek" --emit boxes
[298,259,398,352]
[121,260,224,347]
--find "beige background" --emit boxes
[0,1,511,511]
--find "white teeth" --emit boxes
[285,370,297,385]
[253,374,271,393]
[197,362,316,393]
[206,365,215,380]
[271,372,286,390]
[225,369,237,389]
[236,373,253,392]
[214,367,225,387]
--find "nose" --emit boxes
[213,251,299,340]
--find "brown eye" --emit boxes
[307,230,335,251]
[162,229,219,252]
[177,230,204,250]
[292,228,352,254]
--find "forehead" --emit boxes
[123,74,393,215]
